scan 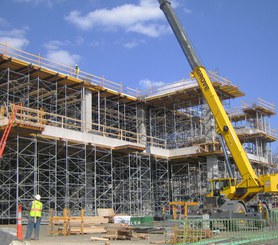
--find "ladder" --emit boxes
[0,104,20,157]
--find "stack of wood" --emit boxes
[49,208,109,235]
[50,208,149,241]
[97,208,115,223]
[69,211,109,235]
[70,225,106,234]
[94,223,148,241]
[49,208,71,236]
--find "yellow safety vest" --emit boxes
[29,200,43,217]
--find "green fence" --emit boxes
[164,217,278,245]
[270,208,278,223]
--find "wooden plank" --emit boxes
[97,208,115,217]
[69,226,106,234]
[91,236,109,241]
[69,216,109,226]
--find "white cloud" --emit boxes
[128,23,169,37]
[0,37,29,49]
[0,28,28,38]
[44,40,66,50]
[0,28,29,49]
[46,49,81,66]
[65,0,169,37]
[123,40,141,49]
[183,7,192,14]
[44,40,81,66]
[139,79,165,89]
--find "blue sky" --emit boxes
[1,0,278,151]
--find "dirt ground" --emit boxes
[3,224,278,245]
[4,224,165,245]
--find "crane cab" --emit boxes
[207,178,236,200]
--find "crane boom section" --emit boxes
[158,0,262,197]
[192,67,260,191]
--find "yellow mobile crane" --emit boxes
[158,0,278,217]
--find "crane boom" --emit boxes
[158,0,268,201]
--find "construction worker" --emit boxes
[25,194,43,241]
[75,64,80,78]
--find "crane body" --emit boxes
[158,0,278,216]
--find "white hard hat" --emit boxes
[35,194,41,201]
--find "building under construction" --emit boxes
[0,44,276,222]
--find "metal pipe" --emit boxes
[219,135,235,178]
[158,0,202,69]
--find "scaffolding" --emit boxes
[0,44,276,223]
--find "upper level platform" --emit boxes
[0,43,244,107]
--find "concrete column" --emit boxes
[81,88,92,132]
[203,102,217,143]
[207,155,219,180]
[203,102,219,181]
[137,104,147,145]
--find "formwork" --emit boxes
[0,43,276,223]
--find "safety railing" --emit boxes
[0,43,237,99]
[208,71,234,86]
[0,104,167,149]
[165,218,278,244]
[242,98,276,114]
[141,78,197,98]
[0,104,46,128]
[234,124,277,139]
[0,42,139,97]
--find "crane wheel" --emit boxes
[224,202,247,231]
[261,203,269,221]
[233,202,246,214]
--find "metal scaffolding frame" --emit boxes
[172,100,206,148]
[171,161,208,201]
[0,135,159,220]
[0,49,276,223]
[152,157,170,214]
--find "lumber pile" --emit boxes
[99,223,149,241]
[49,208,70,236]
[97,208,115,223]
[69,216,109,227]
[49,208,109,235]
[50,208,149,241]
[69,225,106,234]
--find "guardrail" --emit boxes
[242,98,275,114]
[0,42,139,97]
[0,104,167,149]
[0,43,237,99]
